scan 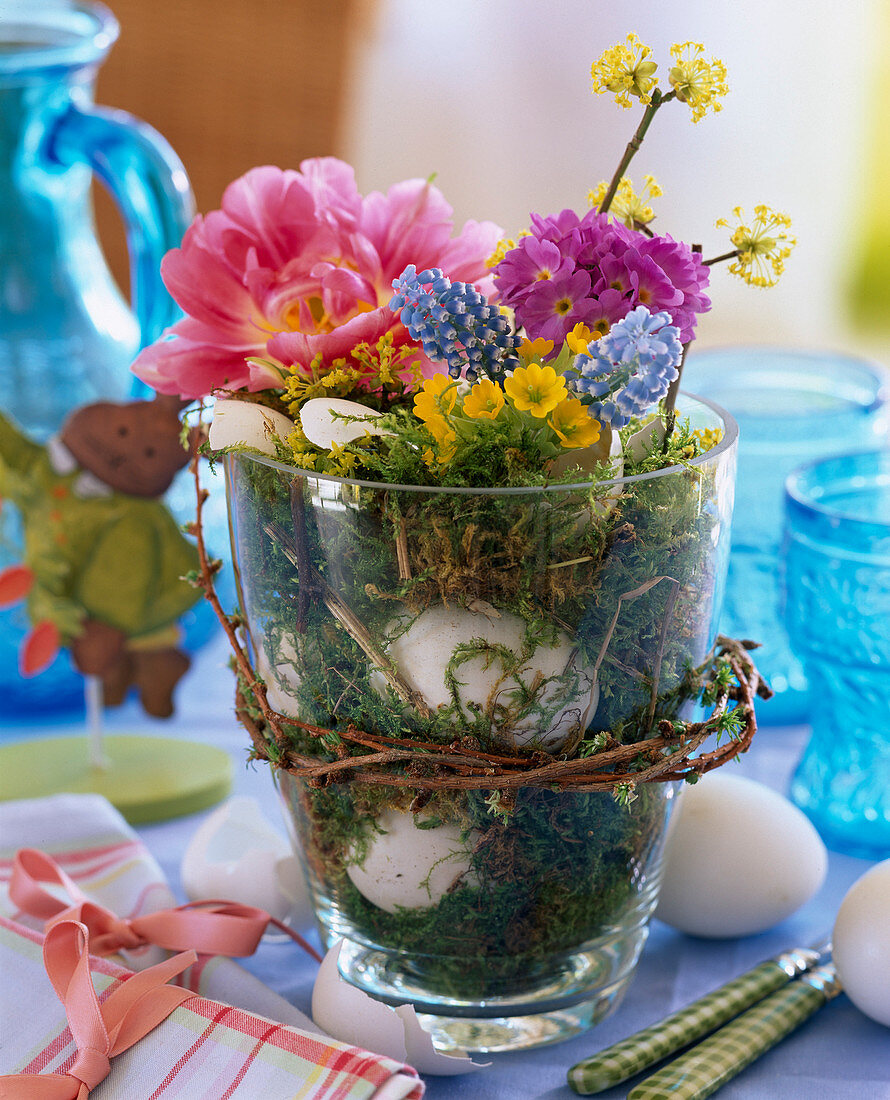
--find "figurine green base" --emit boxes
[0,735,232,824]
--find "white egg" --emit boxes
[371,605,598,752]
[209,399,295,456]
[298,397,389,450]
[181,797,311,925]
[255,634,302,719]
[549,422,624,481]
[346,808,477,913]
[312,940,486,1074]
[655,774,827,938]
[833,860,890,1026]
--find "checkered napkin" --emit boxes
[0,794,423,1099]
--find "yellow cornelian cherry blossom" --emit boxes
[716,205,796,288]
[591,33,658,108]
[413,373,457,424]
[548,397,602,449]
[566,323,598,355]
[668,42,728,123]
[486,230,530,268]
[587,175,663,229]
[463,379,506,420]
[504,362,567,418]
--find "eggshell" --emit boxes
[833,860,890,1026]
[312,941,486,1074]
[298,397,388,449]
[655,774,827,938]
[371,605,598,752]
[181,796,311,924]
[346,808,477,913]
[209,399,294,456]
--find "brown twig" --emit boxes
[197,457,763,796]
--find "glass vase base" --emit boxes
[334,933,642,1053]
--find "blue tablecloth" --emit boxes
[9,637,890,1098]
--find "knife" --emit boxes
[567,938,831,1095]
[627,962,842,1100]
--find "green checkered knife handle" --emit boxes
[627,965,841,1100]
[567,960,793,1095]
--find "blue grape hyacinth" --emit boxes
[570,306,683,428]
[389,265,520,381]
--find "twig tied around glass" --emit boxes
[191,455,770,799]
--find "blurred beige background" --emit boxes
[96,0,886,354]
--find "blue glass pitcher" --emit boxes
[0,1,195,718]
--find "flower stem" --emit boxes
[703,249,740,267]
[598,89,676,216]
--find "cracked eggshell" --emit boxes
[346,808,477,914]
[209,399,295,456]
[371,605,597,752]
[181,796,304,922]
[299,397,388,449]
[655,774,827,938]
[312,941,486,1074]
[833,860,890,1027]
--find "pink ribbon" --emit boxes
[0,918,196,1098]
[10,848,321,962]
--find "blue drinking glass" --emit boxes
[682,348,890,725]
[784,450,890,859]
[0,1,195,719]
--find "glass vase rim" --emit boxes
[785,448,890,530]
[685,343,890,417]
[230,389,738,497]
[0,1,119,76]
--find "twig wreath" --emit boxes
[190,455,771,804]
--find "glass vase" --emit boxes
[682,348,889,725]
[224,393,737,1052]
[785,450,890,859]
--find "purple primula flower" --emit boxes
[493,207,710,348]
[569,306,683,428]
[520,268,594,345]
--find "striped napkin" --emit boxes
[0,794,423,1099]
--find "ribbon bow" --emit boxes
[0,919,196,1098]
[10,848,320,962]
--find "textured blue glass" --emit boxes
[784,450,890,858]
[682,348,890,725]
[0,2,196,720]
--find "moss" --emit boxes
[229,414,724,1000]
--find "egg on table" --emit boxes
[833,859,890,1026]
[655,773,828,938]
[370,604,598,752]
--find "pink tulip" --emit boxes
[132,159,502,398]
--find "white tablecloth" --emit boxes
[6,636,889,1099]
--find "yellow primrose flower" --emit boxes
[587,175,663,228]
[591,33,659,109]
[668,42,728,123]
[414,373,457,424]
[504,362,567,418]
[716,205,796,287]
[549,398,602,449]
[463,378,506,420]
[565,323,598,355]
[518,336,555,361]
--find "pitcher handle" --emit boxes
[47,99,195,395]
